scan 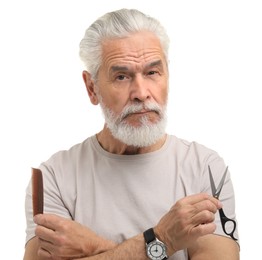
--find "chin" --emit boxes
[110,121,166,148]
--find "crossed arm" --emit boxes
[23,194,239,260]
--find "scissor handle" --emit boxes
[219,208,238,241]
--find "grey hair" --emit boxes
[79,9,169,81]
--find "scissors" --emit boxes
[208,165,238,241]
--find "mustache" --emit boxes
[120,102,163,121]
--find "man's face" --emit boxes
[95,31,169,147]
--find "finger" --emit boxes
[34,213,62,230]
[39,236,75,259]
[38,238,58,257]
[192,199,218,215]
[191,210,216,226]
[38,245,52,259]
[177,193,222,209]
[191,222,217,238]
[207,196,223,209]
[35,224,56,243]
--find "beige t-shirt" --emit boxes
[25,134,239,259]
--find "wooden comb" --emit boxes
[32,168,44,216]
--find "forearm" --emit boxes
[188,234,240,260]
[78,234,148,260]
[81,231,118,256]
[24,233,118,260]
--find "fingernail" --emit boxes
[33,214,41,223]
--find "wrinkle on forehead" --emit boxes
[101,32,166,70]
[110,59,164,75]
[107,50,163,67]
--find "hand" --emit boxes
[155,193,222,256]
[34,214,117,259]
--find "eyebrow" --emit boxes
[110,60,163,73]
[110,65,129,72]
[146,60,163,69]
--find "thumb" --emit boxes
[33,213,43,224]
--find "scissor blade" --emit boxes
[215,166,228,198]
[208,165,217,197]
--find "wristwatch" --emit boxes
[143,228,168,260]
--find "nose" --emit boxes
[130,75,151,102]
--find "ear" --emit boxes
[82,71,99,105]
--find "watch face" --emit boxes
[147,241,166,259]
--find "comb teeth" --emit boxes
[32,168,43,216]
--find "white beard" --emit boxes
[98,97,167,147]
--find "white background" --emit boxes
[0,1,261,259]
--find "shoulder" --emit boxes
[169,135,221,163]
[44,136,94,166]
[38,136,96,180]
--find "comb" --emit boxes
[31,168,44,216]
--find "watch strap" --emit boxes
[143,228,156,244]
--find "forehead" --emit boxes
[100,31,166,70]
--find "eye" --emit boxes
[147,70,160,76]
[148,71,157,75]
[116,75,127,81]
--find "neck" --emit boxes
[96,125,167,155]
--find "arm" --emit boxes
[188,234,240,260]
[23,236,117,260]
[77,234,147,260]
[26,193,225,259]
[73,194,234,260]
[23,237,40,260]
[77,234,240,260]
[24,214,117,260]
[24,233,239,260]
[23,227,147,260]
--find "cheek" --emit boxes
[163,89,169,104]
[101,91,129,114]
[154,84,168,105]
